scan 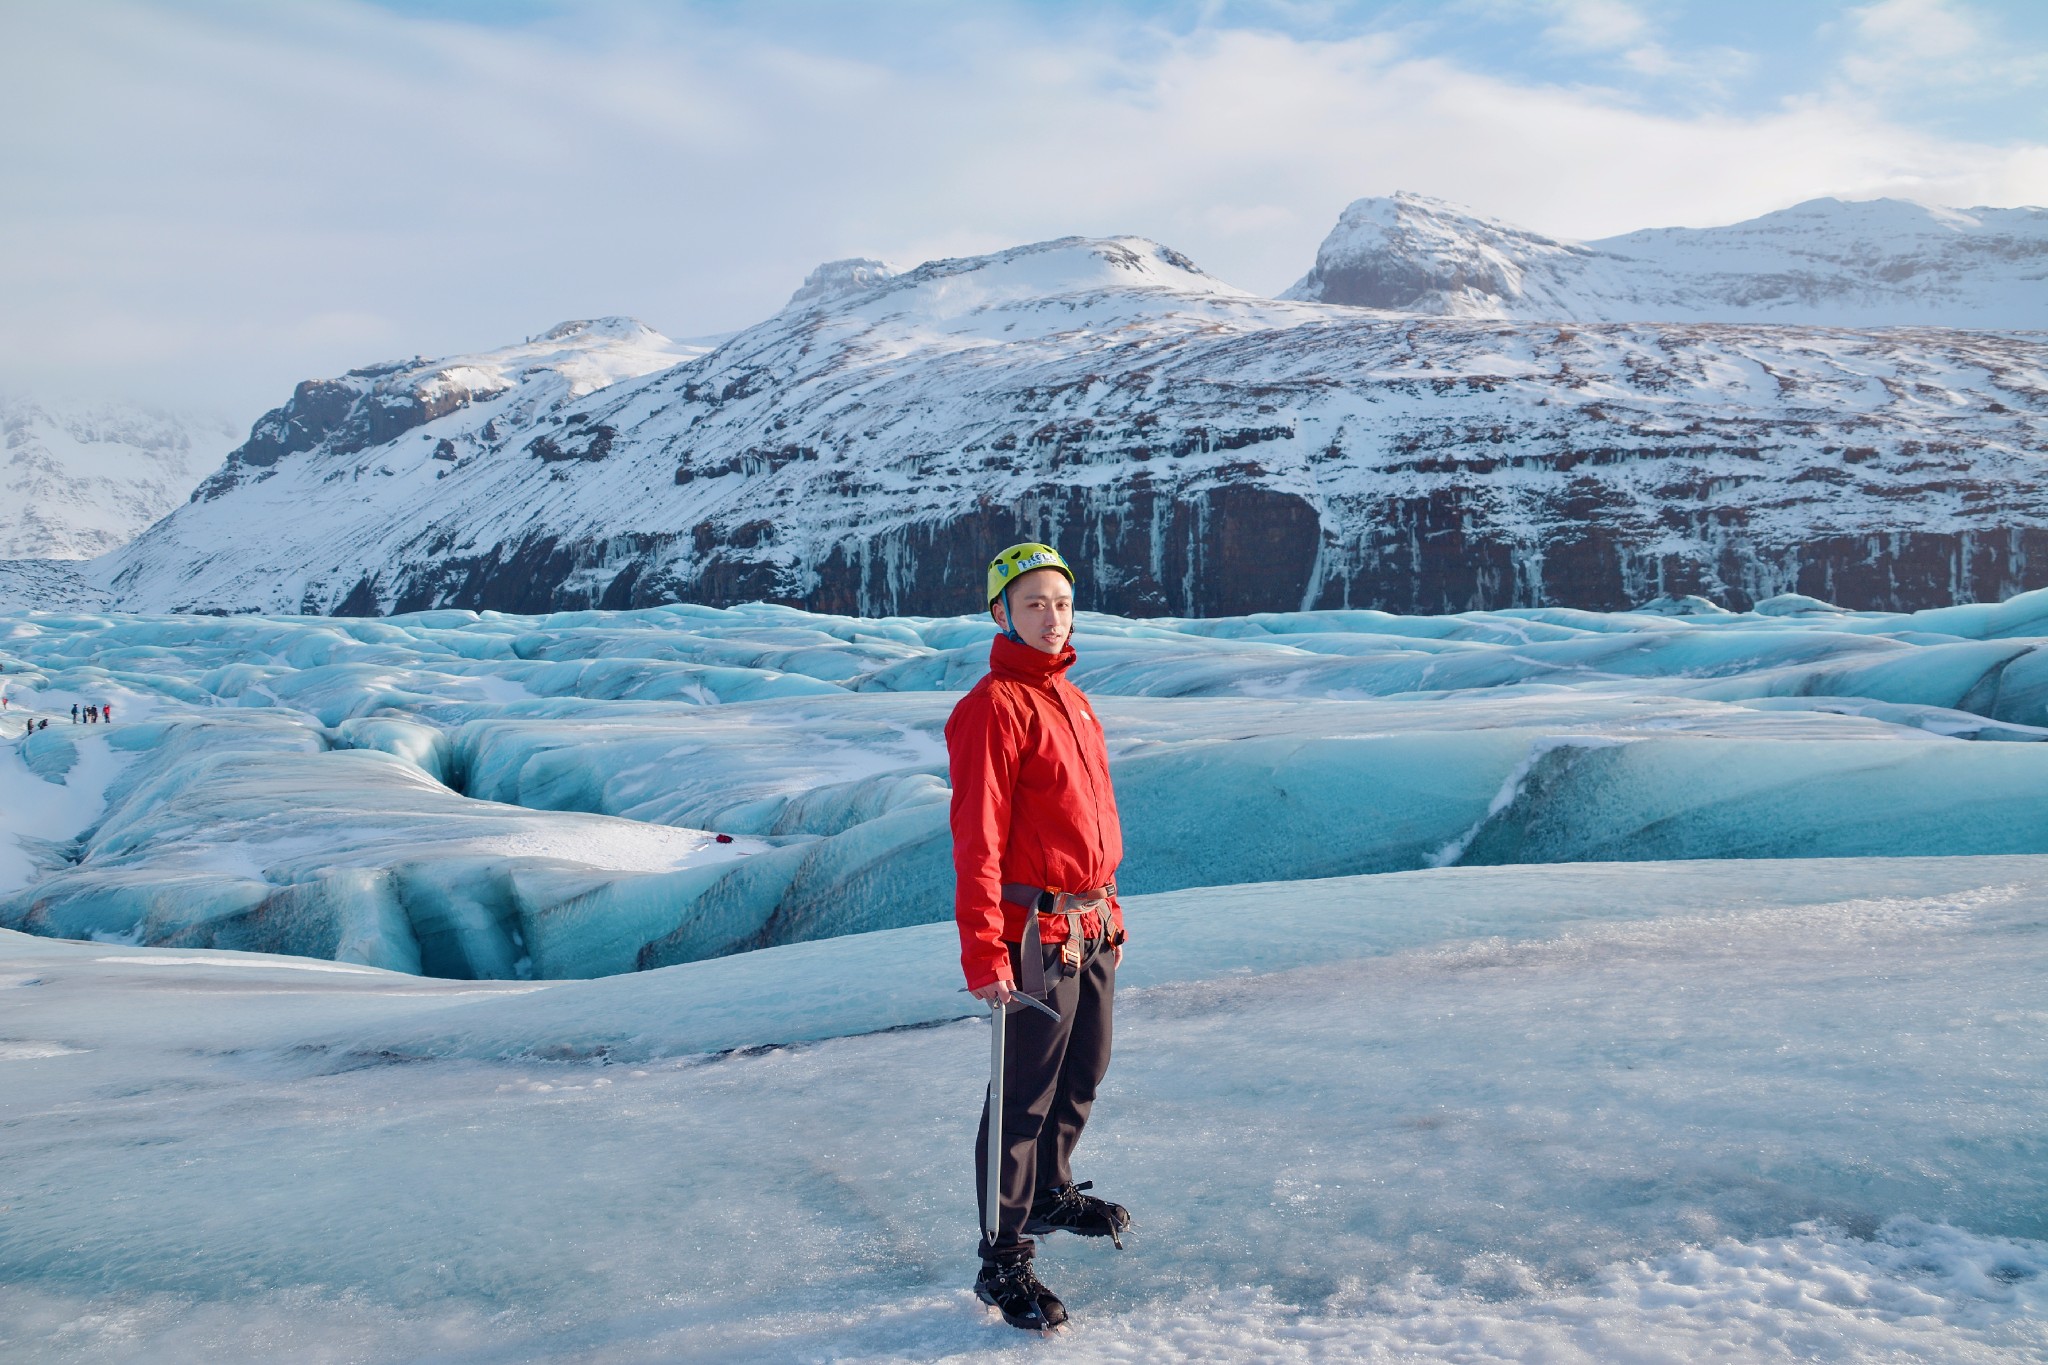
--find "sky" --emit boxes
[2,0,2046,427]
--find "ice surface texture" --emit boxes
[12,592,2048,978]
[0,856,2042,1361]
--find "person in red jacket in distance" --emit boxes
[948,541,1132,1332]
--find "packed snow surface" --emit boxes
[13,590,2048,977]
[1,854,2043,1361]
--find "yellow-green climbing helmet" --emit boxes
[985,542,1075,606]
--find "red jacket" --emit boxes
[947,634,1125,991]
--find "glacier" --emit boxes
[3,593,2047,1360]
[12,591,2048,978]
[1,855,2042,1360]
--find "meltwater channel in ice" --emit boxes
[11,590,2048,978]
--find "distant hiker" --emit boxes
[949,541,1131,1332]
[36,718,46,730]
[102,702,113,723]
[70,703,78,723]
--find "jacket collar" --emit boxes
[989,632,1076,684]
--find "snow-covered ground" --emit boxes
[3,854,2043,1361]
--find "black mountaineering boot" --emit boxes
[974,1257,1068,1331]
[1024,1181,1131,1248]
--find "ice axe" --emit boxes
[981,989,1060,1245]
[962,984,1060,1022]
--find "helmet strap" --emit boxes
[999,584,1024,645]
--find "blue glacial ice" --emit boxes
[10,593,2048,976]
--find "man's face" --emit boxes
[992,567,1074,654]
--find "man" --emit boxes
[946,541,1132,1332]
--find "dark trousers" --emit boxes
[974,938,1115,1262]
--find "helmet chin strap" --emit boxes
[1000,585,1025,645]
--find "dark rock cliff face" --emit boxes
[802,481,1323,618]
[339,480,1326,618]
[194,362,507,501]
[1295,253,1515,315]
[346,465,2048,621]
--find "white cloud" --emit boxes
[1836,0,2048,96]
[0,1,2043,424]
[1465,0,1750,89]
[1531,0,1656,54]
[1843,0,1980,80]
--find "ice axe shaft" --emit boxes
[984,998,1004,1244]
[981,989,1061,1247]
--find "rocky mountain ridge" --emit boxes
[93,204,2048,619]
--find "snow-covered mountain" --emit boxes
[186,316,701,506]
[0,395,235,560]
[0,559,112,612]
[1283,192,2048,327]
[98,226,2048,618]
[97,317,706,613]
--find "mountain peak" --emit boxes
[904,235,1222,291]
[1286,191,2048,326]
[1280,195,1584,313]
[539,317,664,344]
[783,237,1246,324]
[787,258,898,310]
